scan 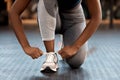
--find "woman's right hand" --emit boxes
[24,46,43,59]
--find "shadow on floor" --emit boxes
[24,61,89,80]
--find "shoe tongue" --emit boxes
[46,52,55,62]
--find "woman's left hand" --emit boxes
[58,45,79,59]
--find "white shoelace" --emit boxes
[45,52,55,63]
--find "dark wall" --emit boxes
[0,0,8,26]
[82,0,120,19]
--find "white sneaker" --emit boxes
[40,52,58,72]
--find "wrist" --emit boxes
[72,44,80,51]
[23,45,31,51]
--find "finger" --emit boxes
[62,52,69,59]
[31,53,38,59]
[39,50,43,56]
[35,51,42,58]
[35,49,41,58]
[59,52,66,59]
[36,51,40,57]
[61,54,66,59]
[58,50,62,54]
[31,56,36,59]
[28,53,34,59]
[35,53,40,58]
[32,55,36,59]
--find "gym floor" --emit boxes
[0,26,120,80]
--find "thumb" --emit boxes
[58,50,62,54]
[39,50,43,55]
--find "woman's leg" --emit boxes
[60,4,88,68]
[37,0,61,72]
[37,0,58,52]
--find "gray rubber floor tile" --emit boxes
[0,27,120,80]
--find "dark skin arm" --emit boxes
[9,0,43,59]
[59,0,102,58]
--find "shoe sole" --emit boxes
[40,64,58,73]
[40,67,56,73]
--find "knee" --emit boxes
[66,46,88,69]
[66,56,85,69]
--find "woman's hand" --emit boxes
[58,45,79,59]
[24,46,43,59]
